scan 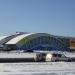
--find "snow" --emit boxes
[0,62,75,75]
[0,52,75,75]
[6,33,34,44]
[0,53,36,58]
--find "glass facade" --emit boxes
[17,36,67,51]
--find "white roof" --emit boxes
[0,36,7,41]
[6,33,34,44]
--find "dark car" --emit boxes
[50,53,71,62]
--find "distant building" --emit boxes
[0,32,75,52]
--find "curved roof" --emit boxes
[6,33,51,44]
[0,36,7,41]
[0,33,24,45]
[6,33,34,44]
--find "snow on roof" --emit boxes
[0,36,7,41]
[6,33,34,44]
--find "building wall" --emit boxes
[70,39,75,51]
[0,32,75,52]
[15,35,67,51]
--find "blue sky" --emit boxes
[0,0,75,36]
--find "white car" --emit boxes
[46,53,71,62]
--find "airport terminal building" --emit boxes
[0,32,75,52]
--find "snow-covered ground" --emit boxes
[0,52,36,58]
[0,52,75,58]
[0,62,75,75]
[0,52,75,75]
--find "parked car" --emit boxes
[46,53,72,62]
